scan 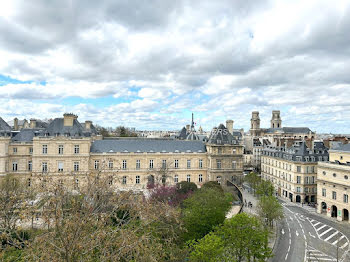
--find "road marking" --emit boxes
[332,235,345,245]
[324,231,339,242]
[340,242,348,249]
[319,227,333,237]
[312,221,320,227]
[281,229,285,235]
[309,232,316,238]
[296,231,299,237]
[316,224,327,231]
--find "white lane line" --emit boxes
[325,231,339,242]
[319,227,333,237]
[316,224,327,231]
[332,235,345,245]
[309,232,316,238]
[340,242,349,249]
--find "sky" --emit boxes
[0,0,350,133]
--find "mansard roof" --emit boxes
[208,124,240,145]
[0,117,11,132]
[330,143,350,152]
[12,129,41,142]
[264,127,312,134]
[90,139,207,153]
[42,118,85,137]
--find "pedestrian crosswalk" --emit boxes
[306,246,337,261]
[308,218,349,250]
[281,201,316,213]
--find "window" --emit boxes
[108,176,113,185]
[136,160,140,169]
[58,162,64,172]
[149,160,154,169]
[174,175,178,183]
[27,178,31,187]
[344,194,349,203]
[13,147,17,154]
[108,160,113,169]
[58,145,64,155]
[232,149,236,154]
[74,179,79,190]
[199,174,203,183]
[232,161,237,169]
[94,160,99,170]
[122,160,127,169]
[345,175,349,180]
[28,161,32,171]
[323,171,326,176]
[175,159,179,169]
[311,176,315,184]
[187,174,191,182]
[332,191,337,200]
[29,147,33,154]
[42,145,48,154]
[122,176,127,184]
[217,176,222,184]
[199,159,203,169]
[187,160,191,169]
[42,162,48,173]
[218,148,222,154]
[305,177,310,184]
[74,145,79,154]
[162,160,167,169]
[12,162,18,171]
[304,187,309,193]
[136,175,140,184]
[74,162,79,171]
[216,160,221,169]
[297,176,301,184]
[296,187,301,193]
[333,173,337,177]
[297,166,301,172]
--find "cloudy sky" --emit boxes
[0,0,349,133]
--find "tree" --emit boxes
[257,195,284,227]
[176,181,198,195]
[245,172,260,195]
[188,232,225,262]
[0,175,36,249]
[189,213,272,262]
[182,188,232,241]
[256,180,275,197]
[201,181,223,193]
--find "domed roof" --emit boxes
[186,132,199,141]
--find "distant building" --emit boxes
[261,141,329,203]
[317,144,350,223]
[0,113,244,191]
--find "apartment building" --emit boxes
[261,141,328,203]
[317,144,350,222]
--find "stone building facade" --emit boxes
[261,141,328,203]
[316,144,350,223]
[0,114,244,191]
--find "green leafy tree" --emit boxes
[245,172,260,195]
[189,213,272,262]
[188,232,225,262]
[176,181,198,195]
[182,188,232,241]
[201,181,224,193]
[257,195,284,227]
[256,180,275,197]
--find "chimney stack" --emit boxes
[226,120,234,134]
[186,125,190,132]
[14,118,19,131]
[63,113,77,127]
[30,119,37,129]
[85,120,92,130]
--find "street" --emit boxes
[273,200,350,262]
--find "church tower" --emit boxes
[250,111,261,136]
[271,110,282,128]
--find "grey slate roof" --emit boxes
[178,127,188,140]
[91,139,207,153]
[208,124,240,145]
[331,143,350,152]
[12,129,41,142]
[0,117,11,132]
[186,132,199,141]
[42,118,85,137]
[264,127,311,134]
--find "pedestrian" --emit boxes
[302,202,304,207]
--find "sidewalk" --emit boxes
[241,185,259,216]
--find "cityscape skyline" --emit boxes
[1,1,350,132]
